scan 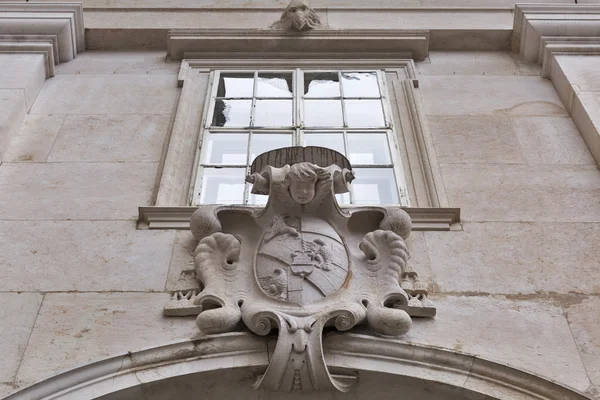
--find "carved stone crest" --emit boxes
[165,146,435,393]
[270,0,324,31]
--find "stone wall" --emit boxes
[0,50,599,399]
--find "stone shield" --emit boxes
[256,215,349,305]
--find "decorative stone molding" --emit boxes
[270,0,325,31]
[167,29,429,61]
[513,4,600,77]
[163,147,435,393]
[5,334,591,400]
[0,2,85,77]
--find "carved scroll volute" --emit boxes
[241,305,363,393]
[193,232,242,334]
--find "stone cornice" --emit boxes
[0,2,85,77]
[137,206,461,231]
[167,28,429,61]
[513,4,600,77]
[4,333,591,400]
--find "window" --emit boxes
[192,69,409,206]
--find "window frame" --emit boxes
[140,58,459,231]
[191,68,410,207]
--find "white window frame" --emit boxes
[190,69,410,207]
[140,59,459,231]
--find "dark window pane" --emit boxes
[212,99,252,127]
[304,72,340,98]
[217,73,254,98]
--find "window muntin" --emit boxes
[193,69,409,206]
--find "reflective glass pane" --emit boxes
[341,72,380,98]
[249,191,269,206]
[304,73,340,98]
[254,100,292,127]
[199,168,246,204]
[303,133,345,155]
[336,192,351,205]
[352,168,399,205]
[304,100,343,127]
[345,100,385,127]
[346,133,391,164]
[212,99,252,127]
[217,74,254,98]
[257,74,293,98]
[204,133,248,165]
[250,134,293,161]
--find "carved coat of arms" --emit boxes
[165,146,434,393]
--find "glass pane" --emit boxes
[257,73,293,98]
[199,168,246,204]
[217,73,254,98]
[347,133,391,164]
[204,133,248,165]
[341,72,380,98]
[304,72,340,98]
[304,100,343,127]
[336,192,351,205]
[304,133,345,155]
[212,99,252,127]
[254,100,292,127]
[250,134,293,161]
[249,192,269,206]
[352,168,399,205]
[345,100,386,127]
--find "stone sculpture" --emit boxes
[270,0,323,31]
[164,146,435,393]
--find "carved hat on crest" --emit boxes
[270,0,324,31]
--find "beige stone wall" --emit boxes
[1,50,599,399]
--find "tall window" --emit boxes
[192,69,408,206]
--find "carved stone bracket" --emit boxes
[164,146,436,393]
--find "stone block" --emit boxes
[55,51,179,75]
[440,163,600,222]
[417,51,522,76]
[511,116,595,165]
[425,222,600,295]
[0,221,175,292]
[564,296,600,386]
[428,115,526,164]
[0,54,46,109]
[0,293,43,381]
[0,89,26,162]
[419,75,568,116]
[47,114,169,162]
[15,293,197,385]
[3,114,65,162]
[404,295,591,392]
[29,74,178,115]
[165,230,198,291]
[555,55,600,92]
[0,384,19,399]
[0,162,157,220]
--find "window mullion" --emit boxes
[250,71,258,127]
[338,71,348,128]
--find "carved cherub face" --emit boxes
[275,0,321,31]
[288,162,319,204]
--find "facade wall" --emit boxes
[0,48,599,398]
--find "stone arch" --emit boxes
[6,333,591,400]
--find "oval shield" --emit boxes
[256,215,349,305]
